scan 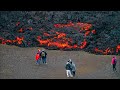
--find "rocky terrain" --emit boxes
[0,11,120,55]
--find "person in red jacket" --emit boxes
[111,56,117,71]
[35,52,41,65]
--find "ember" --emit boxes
[16,37,24,44]
[80,39,87,49]
[95,47,114,55]
[0,36,24,45]
[91,30,96,34]
[44,33,51,36]
[18,28,23,33]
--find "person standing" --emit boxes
[65,60,73,77]
[69,60,76,77]
[38,49,42,64]
[37,49,41,54]
[111,56,117,71]
[35,52,40,65]
[40,49,47,64]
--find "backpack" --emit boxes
[41,51,45,57]
[113,59,117,64]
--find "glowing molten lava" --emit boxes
[95,47,114,55]
[18,27,33,33]
[116,44,120,53]
[37,32,72,49]
[37,30,88,49]
[0,21,119,55]
[0,36,24,45]
[16,37,24,44]
[18,28,23,33]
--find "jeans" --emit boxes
[36,60,40,65]
[72,71,76,77]
[42,57,47,64]
[36,58,41,65]
[113,64,116,71]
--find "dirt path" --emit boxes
[0,44,120,79]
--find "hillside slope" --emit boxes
[0,11,120,55]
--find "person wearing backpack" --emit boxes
[40,49,47,64]
[65,60,73,77]
[111,56,117,71]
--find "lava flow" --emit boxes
[0,21,120,55]
[0,36,24,45]
[36,21,94,50]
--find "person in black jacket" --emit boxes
[40,49,47,64]
[65,60,73,77]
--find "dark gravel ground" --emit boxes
[0,44,120,79]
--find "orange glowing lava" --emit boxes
[43,33,51,36]
[0,21,119,55]
[116,44,120,53]
[18,28,23,33]
[37,30,88,49]
[0,36,24,45]
[16,37,24,44]
[95,47,114,55]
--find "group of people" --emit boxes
[35,49,47,65]
[65,56,118,78]
[35,49,118,78]
[35,48,76,77]
[65,59,76,77]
